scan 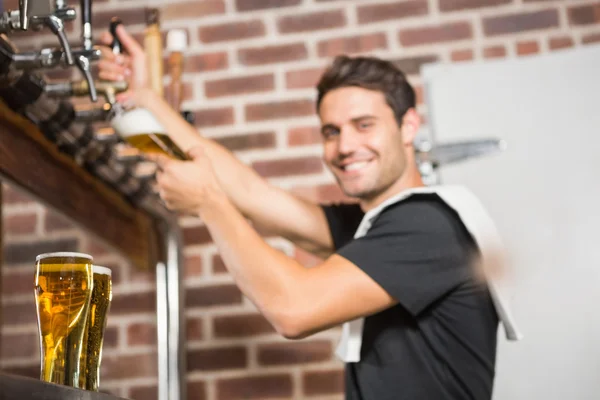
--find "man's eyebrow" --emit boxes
[350,115,377,123]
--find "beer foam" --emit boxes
[36,252,93,262]
[111,108,166,138]
[92,265,112,276]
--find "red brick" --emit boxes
[568,3,600,26]
[358,0,428,24]
[130,385,158,400]
[440,0,511,12]
[84,238,111,257]
[104,325,119,349]
[185,255,203,277]
[216,374,293,400]
[127,322,156,346]
[516,40,540,56]
[278,9,346,34]
[245,99,314,122]
[192,107,235,128]
[4,238,79,265]
[236,0,301,12]
[2,185,32,204]
[288,126,321,146]
[582,32,600,44]
[162,0,225,21]
[303,369,344,396]
[391,54,439,75]
[484,45,507,59]
[252,156,323,178]
[185,52,229,73]
[92,7,147,29]
[0,332,38,359]
[286,67,325,90]
[399,21,472,46]
[187,346,247,372]
[548,36,574,50]
[187,316,204,341]
[257,340,332,365]
[213,313,275,338]
[188,381,207,400]
[216,132,277,152]
[2,365,38,379]
[205,74,275,98]
[199,20,265,43]
[451,48,474,62]
[185,284,243,308]
[164,81,194,104]
[318,33,388,57]
[5,213,37,235]
[44,210,73,232]
[238,43,308,66]
[483,9,559,36]
[2,269,37,296]
[101,352,157,380]
[183,225,212,246]
[110,291,155,315]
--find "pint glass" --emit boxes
[81,265,113,391]
[34,252,93,388]
[111,108,188,160]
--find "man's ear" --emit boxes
[400,108,421,145]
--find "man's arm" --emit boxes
[99,26,335,258]
[139,90,333,258]
[197,189,397,339]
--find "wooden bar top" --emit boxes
[0,373,130,400]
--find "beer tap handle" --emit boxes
[43,15,74,65]
[80,0,92,50]
[19,0,29,30]
[110,17,123,55]
[75,54,97,101]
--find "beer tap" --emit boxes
[0,0,76,65]
[44,79,127,102]
[74,0,97,101]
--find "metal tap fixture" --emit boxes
[0,0,100,101]
[44,79,128,103]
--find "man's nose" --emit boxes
[337,128,360,155]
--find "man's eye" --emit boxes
[322,129,339,139]
[358,122,373,130]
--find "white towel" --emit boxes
[335,185,523,363]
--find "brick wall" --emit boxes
[1,0,599,399]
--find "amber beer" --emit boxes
[79,265,113,391]
[34,252,93,388]
[111,108,188,160]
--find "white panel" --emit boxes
[422,45,600,400]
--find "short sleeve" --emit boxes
[337,195,475,316]
[321,203,364,250]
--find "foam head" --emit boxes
[111,108,166,138]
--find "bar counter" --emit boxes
[0,373,129,400]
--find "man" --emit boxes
[99,26,505,399]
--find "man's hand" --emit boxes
[153,147,226,215]
[97,24,151,106]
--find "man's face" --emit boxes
[319,86,408,201]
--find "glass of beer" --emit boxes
[34,252,93,388]
[81,265,113,391]
[111,107,188,160]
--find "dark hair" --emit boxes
[316,55,416,127]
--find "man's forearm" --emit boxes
[137,89,272,218]
[197,190,307,336]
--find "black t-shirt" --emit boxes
[322,193,499,400]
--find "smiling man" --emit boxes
[100,27,502,400]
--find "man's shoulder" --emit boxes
[375,193,465,234]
